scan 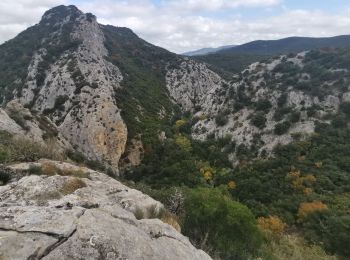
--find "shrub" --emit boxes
[60,178,87,195]
[183,187,263,259]
[302,211,350,257]
[40,162,90,178]
[251,112,267,129]
[258,216,286,234]
[274,121,291,135]
[54,95,69,111]
[289,111,301,123]
[263,233,337,260]
[215,113,228,126]
[255,99,272,112]
[340,101,350,117]
[0,147,9,163]
[161,211,181,232]
[297,201,328,220]
[175,134,192,152]
[41,162,59,175]
[331,115,347,128]
[7,109,30,131]
[28,165,43,175]
[0,168,10,185]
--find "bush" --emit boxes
[274,121,291,135]
[60,178,87,195]
[303,211,350,257]
[340,101,350,117]
[215,113,228,126]
[54,95,69,111]
[183,187,263,259]
[262,233,337,260]
[255,99,272,112]
[251,112,267,129]
[0,168,10,185]
[331,115,347,128]
[289,111,301,123]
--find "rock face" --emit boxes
[15,6,127,167]
[166,58,226,114]
[166,50,350,159]
[0,160,211,260]
[0,100,71,151]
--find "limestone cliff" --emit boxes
[13,6,127,167]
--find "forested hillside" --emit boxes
[0,5,350,260]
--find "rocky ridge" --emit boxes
[166,49,350,159]
[13,6,127,168]
[0,160,211,260]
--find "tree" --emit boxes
[258,216,286,234]
[298,201,328,220]
[175,134,192,152]
[215,113,228,126]
[274,121,291,135]
[183,187,263,259]
[251,112,267,129]
[255,99,272,112]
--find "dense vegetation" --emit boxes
[194,53,270,75]
[102,25,181,144]
[123,109,350,259]
[218,35,350,56]
[194,35,350,75]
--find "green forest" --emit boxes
[122,110,350,259]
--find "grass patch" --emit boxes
[36,162,90,178]
[60,178,87,195]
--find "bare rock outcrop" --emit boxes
[16,6,127,167]
[0,160,211,260]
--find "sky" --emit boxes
[1,0,350,53]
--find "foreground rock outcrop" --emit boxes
[0,160,211,260]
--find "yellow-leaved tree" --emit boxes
[297,201,328,220]
[257,216,286,234]
[174,134,192,152]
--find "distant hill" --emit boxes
[182,45,236,56]
[218,35,350,55]
[194,35,350,74]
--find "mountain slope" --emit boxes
[194,35,350,75]
[0,5,222,168]
[182,45,236,56]
[219,35,350,55]
[167,48,350,161]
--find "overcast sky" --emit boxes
[1,0,350,53]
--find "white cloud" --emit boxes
[1,0,350,54]
[0,0,66,43]
[80,1,350,53]
[165,0,282,12]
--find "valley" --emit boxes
[0,4,349,260]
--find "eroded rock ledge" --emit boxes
[0,160,211,260]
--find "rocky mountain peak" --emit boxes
[40,5,83,24]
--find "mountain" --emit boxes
[218,35,350,55]
[0,5,182,169]
[1,5,350,259]
[182,45,236,56]
[194,35,350,74]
